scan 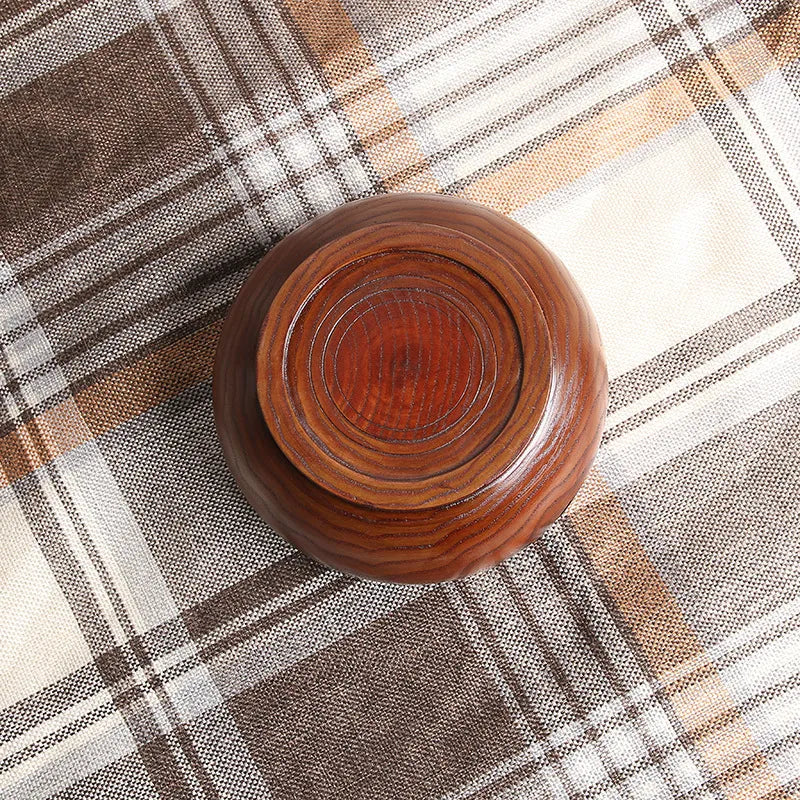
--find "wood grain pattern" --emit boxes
[213,194,607,583]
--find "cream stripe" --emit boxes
[600,334,800,487]
[11,158,217,271]
[604,308,800,430]
[56,446,180,634]
[0,0,69,39]
[373,0,523,74]
[1,714,133,799]
[36,468,128,645]
[0,0,143,97]
[0,685,111,764]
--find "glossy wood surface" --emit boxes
[214,194,607,583]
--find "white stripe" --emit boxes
[599,334,800,487]
[605,309,800,430]
[1,713,133,799]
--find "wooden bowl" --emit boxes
[213,194,606,583]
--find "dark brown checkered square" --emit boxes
[0,26,206,255]
[229,589,524,799]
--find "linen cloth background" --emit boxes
[1,0,799,797]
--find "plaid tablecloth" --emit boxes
[2,0,799,797]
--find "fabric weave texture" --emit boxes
[1,0,799,797]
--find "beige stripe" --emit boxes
[462,72,697,215]
[569,471,788,800]
[284,0,439,192]
[755,3,800,68]
[462,20,800,215]
[74,320,221,436]
[0,321,221,488]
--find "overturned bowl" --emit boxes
[213,193,606,583]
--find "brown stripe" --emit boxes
[283,0,439,192]
[0,301,229,443]
[17,242,257,405]
[533,539,714,792]
[184,0,316,219]
[32,206,240,328]
[53,270,244,383]
[309,0,735,166]
[608,280,800,415]
[604,323,800,444]
[74,318,220,435]
[155,8,269,231]
[10,162,222,285]
[183,553,327,639]
[139,735,195,800]
[0,320,220,487]
[237,0,362,202]
[679,0,800,211]
[496,565,655,792]
[715,6,797,95]
[459,12,800,214]
[271,0,381,189]
[197,573,354,663]
[67,302,226,397]
[363,0,769,192]
[569,471,789,800]
[461,70,694,214]
[0,398,84,485]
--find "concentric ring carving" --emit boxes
[257,225,551,509]
[327,287,480,441]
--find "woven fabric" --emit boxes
[1,0,799,797]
